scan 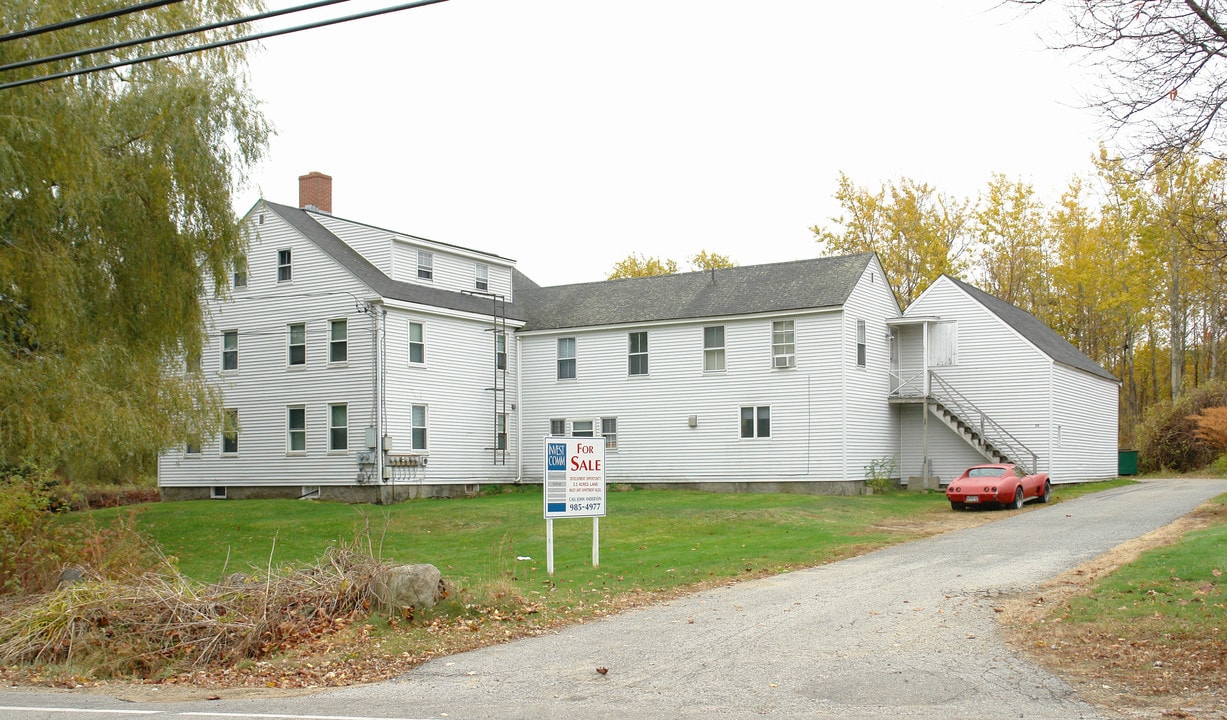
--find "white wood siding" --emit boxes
[1050,364,1119,480]
[381,306,520,484]
[312,214,394,276]
[840,258,902,480]
[160,206,378,488]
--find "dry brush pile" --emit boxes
[0,544,398,678]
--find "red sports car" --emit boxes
[946,463,1051,511]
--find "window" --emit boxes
[222,330,238,371]
[233,256,248,289]
[417,250,433,280]
[703,325,725,372]
[740,406,770,439]
[550,419,566,436]
[329,319,348,363]
[495,332,507,371]
[475,263,489,291]
[601,417,618,450]
[186,347,202,373]
[287,406,306,453]
[772,320,795,368]
[211,486,227,499]
[411,404,427,449]
[185,438,201,455]
[572,420,594,437]
[557,337,576,380]
[628,331,648,376]
[408,321,424,364]
[222,408,239,454]
[329,403,348,451]
[496,413,507,450]
[277,249,292,282]
[856,319,867,368]
[288,323,306,366]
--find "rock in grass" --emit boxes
[372,564,444,612]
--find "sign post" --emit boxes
[543,437,606,575]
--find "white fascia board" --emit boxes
[378,296,527,328]
[514,305,841,337]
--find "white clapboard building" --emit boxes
[158,173,1119,502]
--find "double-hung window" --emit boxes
[329,403,348,451]
[222,330,238,371]
[417,250,433,280]
[571,420,594,437]
[495,332,507,370]
[408,321,425,364]
[233,256,248,289]
[772,320,795,368]
[277,249,292,282]
[475,263,489,291]
[329,319,348,363]
[703,325,725,372]
[856,319,867,368]
[628,331,648,376]
[411,405,428,450]
[740,406,771,438]
[222,408,239,454]
[601,417,618,450]
[288,324,306,366]
[496,413,507,450]
[287,406,306,453]
[557,337,576,380]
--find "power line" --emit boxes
[0,0,184,44]
[0,0,354,75]
[0,0,449,91]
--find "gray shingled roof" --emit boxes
[944,275,1118,382]
[516,253,876,331]
[263,202,530,322]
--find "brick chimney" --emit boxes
[298,171,332,213]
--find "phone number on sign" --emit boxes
[568,502,603,512]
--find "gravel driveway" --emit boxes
[3,478,1224,720]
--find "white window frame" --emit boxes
[221,330,238,371]
[287,405,306,454]
[277,248,292,283]
[628,331,648,376]
[221,408,239,455]
[288,323,306,367]
[771,320,795,369]
[328,403,348,452]
[856,319,867,368]
[210,486,227,499]
[703,325,725,372]
[571,419,594,437]
[740,405,771,439]
[495,332,507,371]
[417,250,433,281]
[411,404,428,450]
[329,319,348,364]
[232,255,248,289]
[408,321,425,365]
[557,337,576,380]
[496,413,508,450]
[185,438,201,456]
[549,419,566,436]
[601,417,618,450]
[475,263,489,291]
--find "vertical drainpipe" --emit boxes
[373,302,384,502]
[515,333,524,482]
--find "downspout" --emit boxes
[515,333,524,483]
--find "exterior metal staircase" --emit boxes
[927,373,1038,473]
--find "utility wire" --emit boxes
[0,0,449,91]
[0,0,353,75]
[0,0,183,44]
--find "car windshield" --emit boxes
[967,467,1004,478]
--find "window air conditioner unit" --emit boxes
[773,356,794,368]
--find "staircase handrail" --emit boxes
[928,372,1038,473]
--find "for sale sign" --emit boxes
[544,437,606,518]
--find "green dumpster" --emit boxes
[1118,449,1139,476]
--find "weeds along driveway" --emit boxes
[3,478,1224,720]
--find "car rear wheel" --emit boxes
[1011,486,1024,510]
[1038,481,1051,504]
[950,501,965,511]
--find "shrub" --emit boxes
[1137,382,1227,472]
[864,456,898,494]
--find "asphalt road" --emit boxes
[3,477,1225,720]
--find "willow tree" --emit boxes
[0,1,269,480]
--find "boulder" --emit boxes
[372,563,444,612]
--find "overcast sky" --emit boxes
[238,0,1103,287]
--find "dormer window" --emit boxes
[277,249,292,282]
[417,250,433,281]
